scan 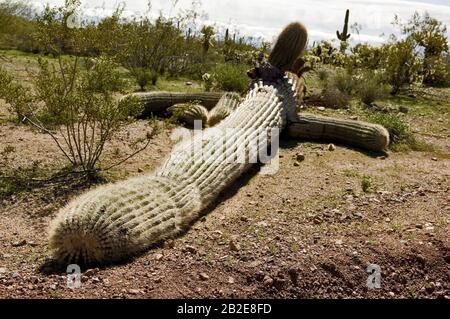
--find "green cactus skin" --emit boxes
[288,113,390,152]
[133,92,224,117]
[48,23,307,265]
[336,9,351,42]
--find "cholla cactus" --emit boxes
[48,22,308,265]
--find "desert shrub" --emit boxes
[132,68,158,91]
[0,67,33,121]
[422,55,449,86]
[317,68,330,82]
[318,68,353,109]
[329,69,355,95]
[367,112,416,149]
[322,87,350,109]
[213,63,249,93]
[361,175,374,193]
[0,57,153,177]
[380,39,422,94]
[355,71,389,105]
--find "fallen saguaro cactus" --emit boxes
[168,92,241,127]
[288,113,390,152]
[132,91,224,117]
[48,22,308,264]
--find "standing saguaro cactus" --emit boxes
[48,22,308,265]
[336,9,351,52]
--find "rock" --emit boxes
[84,268,99,277]
[288,268,299,286]
[263,275,273,286]
[185,81,193,86]
[0,267,6,274]
[164,240,175,249]
[11,240,26,247]
[240,215,249,222]
[350,116,358,120]
[431,157,438,161]
[388,291,395,297]
[257,221,268,227]
[273,277,287,290]
[228,276,235,284]
[91,277,101,283]
[317,107,326,111]
[229,240,240,252]
[295,153,305,162]
[27,241,38,247]
[313,217,322,225]
[199,272,209,281]
[335,239,343,246]
[137,168,144,173]
[185,245,197,254]
[154,253,164,261]
[293,161,301,167]
[398,105,409,113]
[129,289,140,295]
[327,144,336,151]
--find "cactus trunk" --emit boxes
[288,113,389,152]
[49,22,308,265]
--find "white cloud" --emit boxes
[31,0,450,44]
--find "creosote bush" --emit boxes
[0,57,150,177]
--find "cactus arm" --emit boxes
[288,113,389,152]
[168,103,209,127]
[132,91,224,116]
[207,92,241,126]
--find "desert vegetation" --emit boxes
[0,0,448,299]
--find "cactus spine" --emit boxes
[288,113,389,152]
[336,9,351,52]
[48,23,308,265]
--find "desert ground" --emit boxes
[0,50,449,299]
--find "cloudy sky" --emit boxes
[32,0,450,45]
